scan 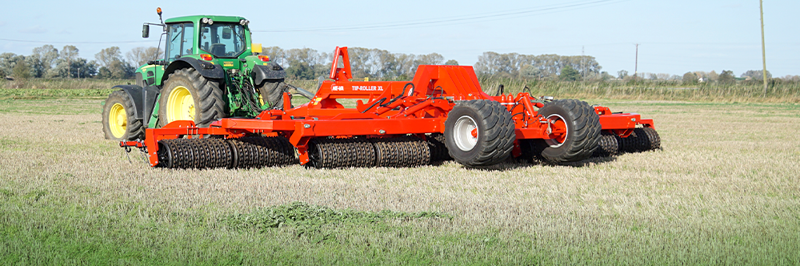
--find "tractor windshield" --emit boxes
[200,23,246,58]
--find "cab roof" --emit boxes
[164,15,247,24]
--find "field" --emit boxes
[1,95,800,264]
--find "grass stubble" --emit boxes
[0,98,799,264]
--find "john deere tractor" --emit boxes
[102,8,289,141]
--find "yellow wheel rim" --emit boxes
[108,103,127,138]
[166,86,195,123]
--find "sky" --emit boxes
[2,0,799,77]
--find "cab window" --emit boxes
[200,23,245,58]
[166,23,195,61]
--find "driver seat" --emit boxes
[211,44,226,56]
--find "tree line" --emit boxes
[0,45,161,80]
[1,45,603,81]
[263,46,454,80]
[475,51,602,81]
[2,44,797,83]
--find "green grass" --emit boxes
[2,185,797,265]
[0,99,102,115]
[0,88,118,100]
[0,185,542,265]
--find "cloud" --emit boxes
[19,25,47,34]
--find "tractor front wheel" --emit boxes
[532,99,601,164]
[158,68,225,127]
[444,100,515,167]
[102,90,143,141]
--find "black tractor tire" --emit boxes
[534,99,601,164]
[444,100,515,167]
[257,79,289,110]
[102,90,144,141]
[158,68,225,127]
[593,131,620,157]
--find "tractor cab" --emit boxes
[163,15,252,62]
[144,14,258,86]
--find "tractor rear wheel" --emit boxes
[102,90,144,141]
[533,99,601,164]
[257,79,289,110]
[158,68,225,127]
[444,100,515,167]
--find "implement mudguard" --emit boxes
[162,57,224,83]
[252,62,286,85]
[113,85,160,126]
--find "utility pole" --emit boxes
[760,0,768,96]
[634,44,639,80]
[582,46,585,81]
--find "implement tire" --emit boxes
[102,90,144,141]
[158,68,225,127]
[444,100,515,167]
[257,79,288,110]
[535,99,601,164]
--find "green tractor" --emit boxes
[102,8,290,141]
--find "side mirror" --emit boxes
[222,28,232,39]
[142,25,150,38]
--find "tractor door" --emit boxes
[165,22,195,63]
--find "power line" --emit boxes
[254,0,629,33]
[0,38,154,44]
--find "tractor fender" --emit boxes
[252,62,286,85]
[162,57,224,83]
[112,85,160,126]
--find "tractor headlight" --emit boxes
[202,17,214,25]
[239,19,249,26]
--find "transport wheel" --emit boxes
[534,99,601,164]
[158,68,225,127]
[102,90,143,141]
[444,100,515,167]
[257,79,288,110]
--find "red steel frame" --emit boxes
[121,46,654,167]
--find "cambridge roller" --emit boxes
[119,46,660,169]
